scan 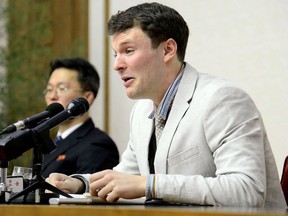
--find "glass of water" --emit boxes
[12,166,33,180]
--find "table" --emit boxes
[0,204,287,216]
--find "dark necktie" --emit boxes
[148,129,157,174]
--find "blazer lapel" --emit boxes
[42,119,94,170]
[42,137,76,168]
[154,64,199,173]
[136,100,155,174]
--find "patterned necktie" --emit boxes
[154,113,165,144]
[149,98,173,173]
[54,135,62,146]
[148,113,165,174]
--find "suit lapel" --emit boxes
[154,64,199,173]
[42,137,76,168]
[142,114,154,174]
[42,119,94,170]
[135,100,155,174]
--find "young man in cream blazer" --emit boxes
[46,3,286,208]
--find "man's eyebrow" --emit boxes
[117,39,135,47]
[47,82,69,86]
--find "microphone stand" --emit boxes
[7,129,72,204]
[0,161,12,203]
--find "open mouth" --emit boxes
[122,77,135,87]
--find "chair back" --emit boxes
[281,156,288,206]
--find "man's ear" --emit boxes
[83,91,95,105]
[163,38,177,63]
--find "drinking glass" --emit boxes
[12,166,33,180]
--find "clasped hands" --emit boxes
[45,169,146,203]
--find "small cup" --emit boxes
[12,166,33,180]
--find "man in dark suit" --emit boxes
[41,57,119,178]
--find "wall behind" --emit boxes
[88,0,105,131]
[89,0,288,176]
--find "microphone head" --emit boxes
[46,102,65,117]
[66,97,90,118]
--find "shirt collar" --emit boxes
[57,122,84,139]
[149,63,185,120]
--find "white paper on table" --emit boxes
[49,192,146,205]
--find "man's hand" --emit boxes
[89,170,146,203]
[45,173,84,194]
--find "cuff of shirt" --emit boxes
[70,174,90,193]
[145,174,156,199]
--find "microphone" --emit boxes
[0,103,64,135]
[0,98,89,161]
[33,97,89,134]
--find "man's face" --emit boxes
[44,68,84,109]
[112,27,168,103]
